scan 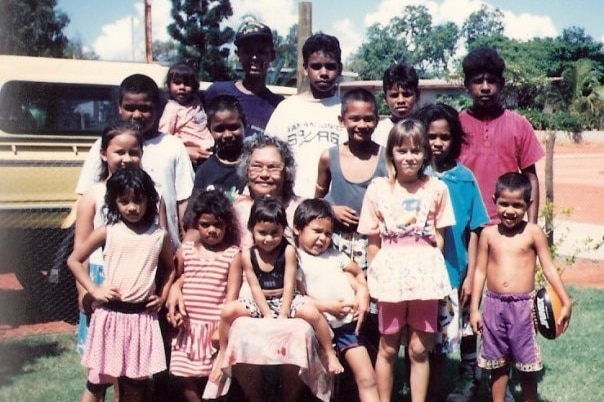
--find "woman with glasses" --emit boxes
[167,136,333,402]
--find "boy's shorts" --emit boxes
[377,299,438,335]
[478,290,542,372]
[433,288,475,354]
[239,292,307,318]
[332,321,361,353]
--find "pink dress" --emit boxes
[358,176,455,302]
[159,98,214,151]
[82,222,166,383]
[170,243,240,377]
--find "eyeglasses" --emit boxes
[428,133,452,141]
[121,104,154,113]
[308,62,339,71]
[248,163,284,174]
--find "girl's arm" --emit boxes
[278,245,297,319]
[315,149,331,198]
[532,224,572,331]
[68,226,120,303]
[149,233,177,313]
[366,233,381,267]
[166,275,186,327]
[470,228,490,334]
[73,191,96,310]
[434,227,445,251]
[243,250,274,319]
[225,250,243,302]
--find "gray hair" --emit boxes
[237,135,297,203]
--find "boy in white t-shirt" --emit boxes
[75,74,194,250]
[265,33,346,198]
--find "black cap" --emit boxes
[234,20,273,46]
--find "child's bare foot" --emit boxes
[326,351,344,375]
[209,351,224,383]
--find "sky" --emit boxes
[57,0,604,63]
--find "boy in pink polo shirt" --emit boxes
[458,46,544,225]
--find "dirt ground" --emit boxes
[1,140,603,339]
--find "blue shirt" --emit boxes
[204,81,283,138]
[428,163,489,288]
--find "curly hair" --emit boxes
[237,135,296,203]
[183,188,241,247]
[462,46,506,87]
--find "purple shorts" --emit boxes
[478,290,542,372]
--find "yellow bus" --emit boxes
[0,55,294,319]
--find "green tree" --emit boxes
[461,5,504,47]
[167,0,235,81]
[0,0,69,57]
[152,40,179,64]
[548,27,604,75]
[348,5,459,79]
[349,23,408,80]
[269,24,298,86]
[559,58,604,129]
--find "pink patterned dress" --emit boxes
[358,176,455,302]
[170,242,240,377]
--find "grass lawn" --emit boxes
[0,286,602,402]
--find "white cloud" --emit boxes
[501,11,557,40]
[93,16,139,61]
[91,0,562,62]
[331,18,363,62]
[366,0,558,41]
[93,0,173,61]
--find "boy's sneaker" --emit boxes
[446,367,481,402]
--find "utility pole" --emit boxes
[297,2,312,93]
[145,0,152,63]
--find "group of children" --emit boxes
[66,17,572,402]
